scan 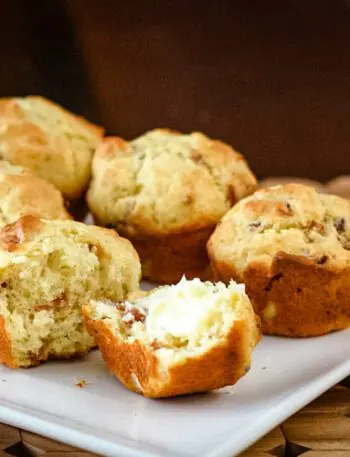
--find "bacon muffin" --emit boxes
[208,184,350,337]
[0,216,140,368]
[0,96,103,200]
[87,129,257,283]
[0,160,70,225]
[83,277,261,398]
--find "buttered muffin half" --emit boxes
[208,184,350,337]
[0,96,103,200]
[0,160,70,226]
[0,216,141,368]
[87,129,257,283]
[83,277,261,398]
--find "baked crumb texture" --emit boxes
[83,277,261,398]
[0,160,70,226]
[208,183,350,337]
[0,216,141,368]
[0,96,103,200]
[87,129,257,283]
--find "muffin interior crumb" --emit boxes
[0,230,126,367]
[90,277,254,364]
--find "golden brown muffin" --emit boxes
[259,176,327,193]
[83,277,261,398]
[0,160,70,225]
[0,96,103,200]
[208,184,350,337]
[87,129,257,283]
[0,216,141,368]
[326,176,350,199]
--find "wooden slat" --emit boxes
[45,453,98,457]
[303,452,350,457]
[0,423,21,449]
[22,431,80,453]
[24,442,46,456]
[283,414,350,450]
[240,450,272,456]
[282,385,350,451]
[297,385,350,415]
[240,427,284,456]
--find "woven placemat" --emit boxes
[0,377,349,457]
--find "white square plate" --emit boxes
[0,326,349,457]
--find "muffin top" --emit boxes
[0,96,103,199]
[0,160,70,226]
[208,183,350,275]
[87,129,257,236]
[0,216,141,298]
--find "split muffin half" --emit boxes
[83,277,261,398]
[0,216,141,368]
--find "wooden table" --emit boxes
[1,377,349,457]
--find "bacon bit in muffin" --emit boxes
[88,243,96,253]
[34,304,51,312]
[129,307,146,323]
[335,217,346,233]
[276,201,293,216]
[184,193,194,205]
[310,221,326,235]
[284,202,293,214]
[119,301,147,327]
[150,339,161,350]
[248,221,262,229]
[122,308,146,324]
[343,240,350,250]
[88,243,103,259]
[34,293,66,311]
[116,302,126,313]
[51,293,66,307]
[317,255,328,265]
[264,272,283,292]
[190,150,202,162]
[227,185,237,206]
[121,312,135,325]
[1,229,23,252]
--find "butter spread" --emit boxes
[143,277,245,342]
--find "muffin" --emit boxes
[0,96,103,200]
[87,129,257,283]
[208,184,350,337]
[0,216,141,368]
[83,277,261,398]
[0,160,70,226]
[326,176,350,199]
[259,176,326,193]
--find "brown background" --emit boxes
[1,0,350,180]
